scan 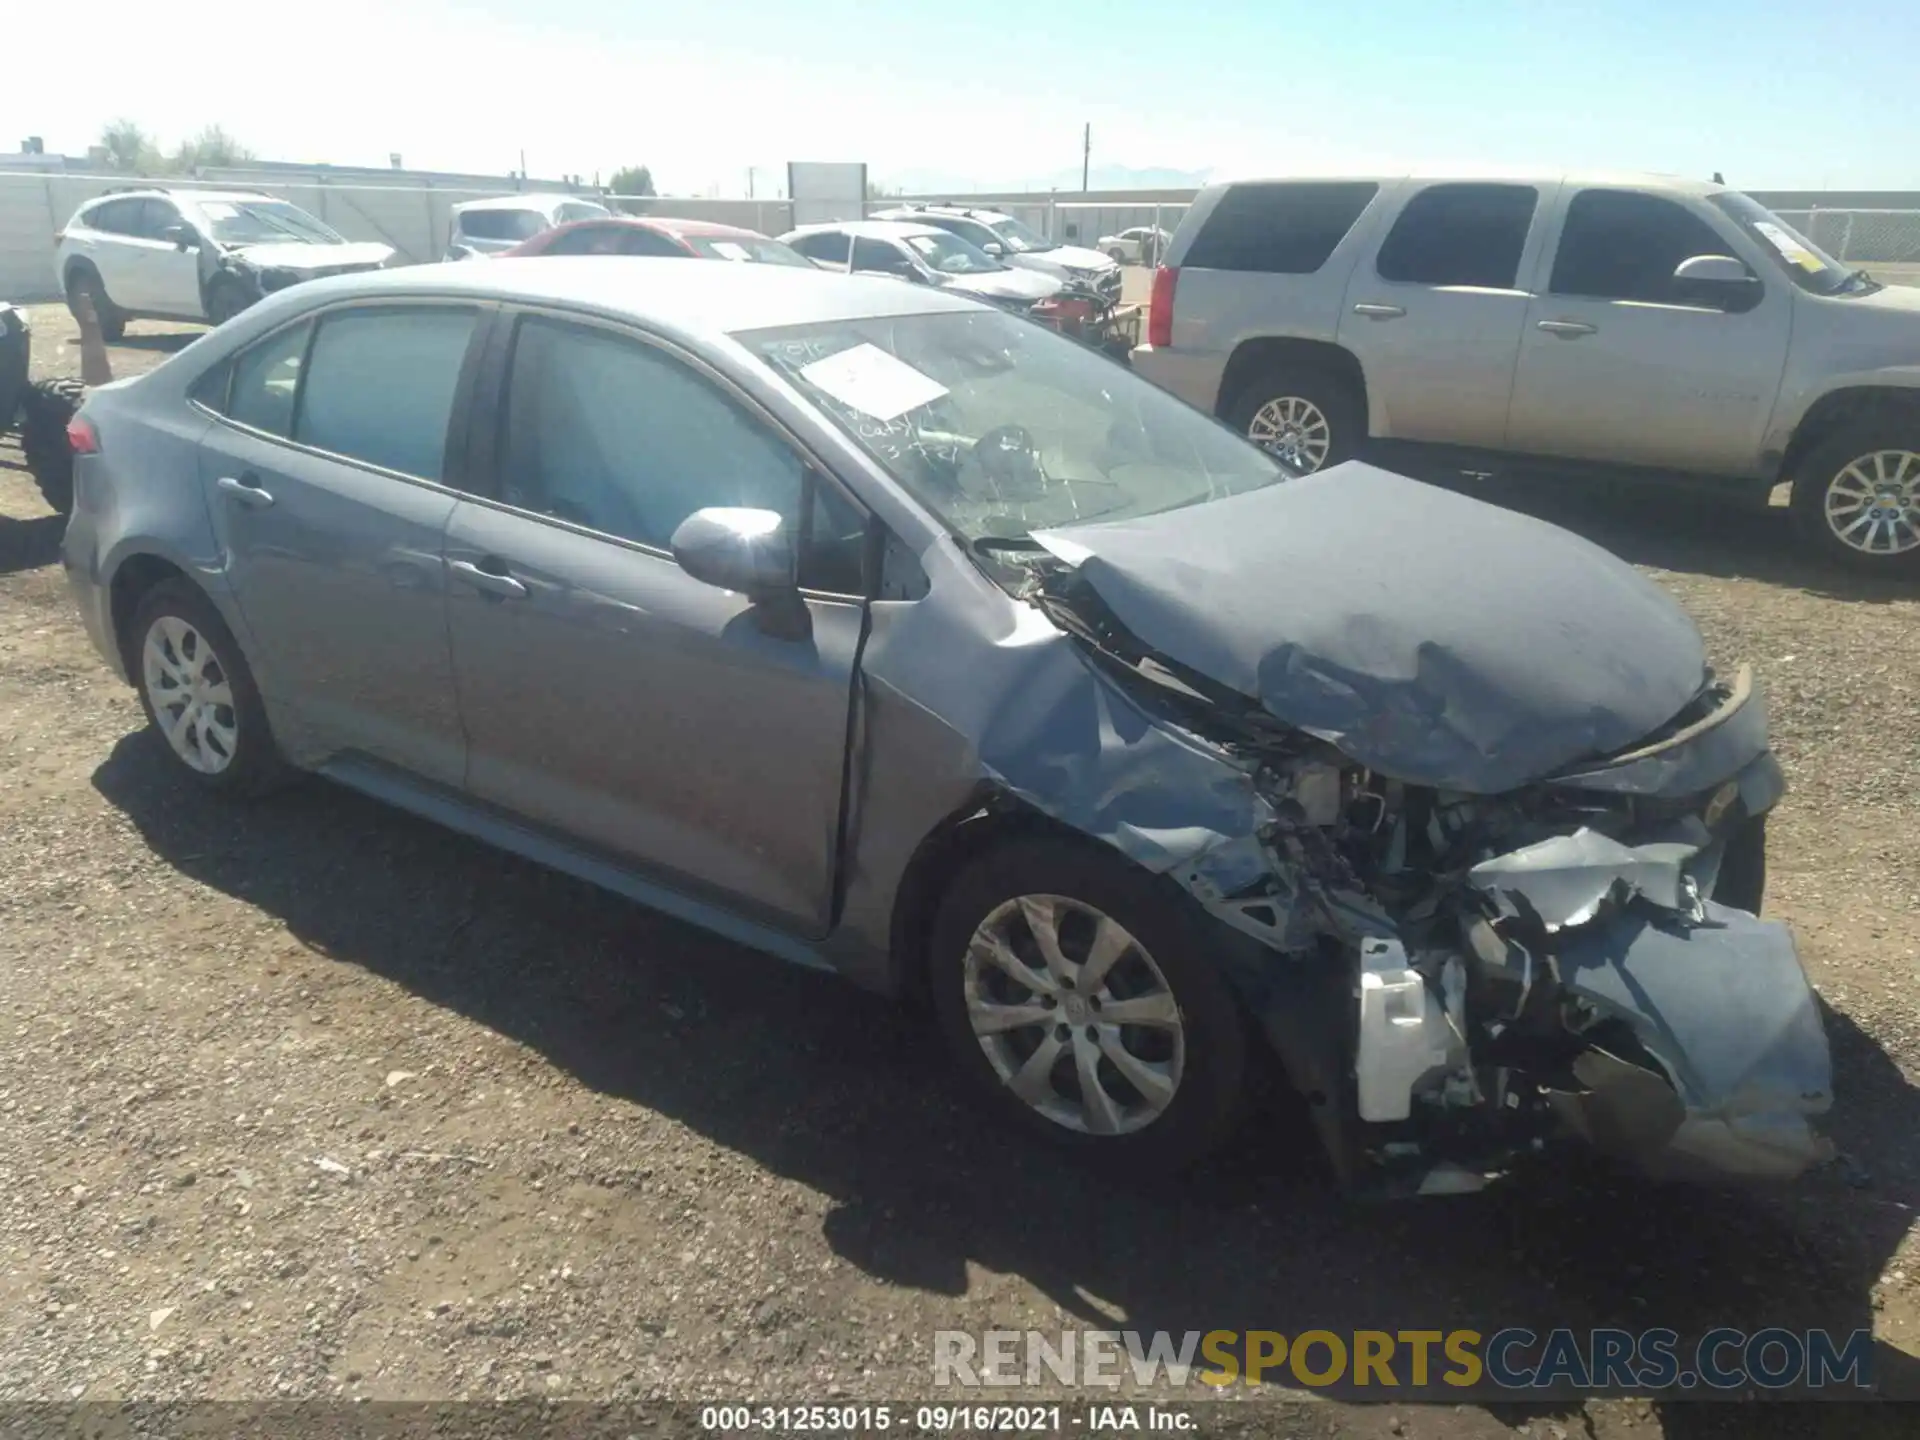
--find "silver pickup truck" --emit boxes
[1132,171,1920,572]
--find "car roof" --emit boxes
[452,193,598,214]
[284,255,983,333]
[894,203,1014,223]
[1210,167,1726,199]
[785,219,946,240]
[85,188,278,206]
[626,216,774,240]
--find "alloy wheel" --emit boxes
[961,894,1185,1136]
[142,615,239,775]
[1824,450,1920,556]
[1247,395,1332,474]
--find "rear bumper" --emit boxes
[1128,344,1227,414]
[60,468,126,682]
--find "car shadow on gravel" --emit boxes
[1408,467,1916,604]
[109,331,201,355]
[91,732,1920,1409]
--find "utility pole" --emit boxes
[747,166,757,198]
[1081,123,1090,192]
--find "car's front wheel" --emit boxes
[928,837,1246,1168]
[1791,419,1920,573]
[129,579,287,795]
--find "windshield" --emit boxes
[1708,193,1870,296]
[905,232,1004,274]
[557,201,613,223]
[197,199,344,246]
[988,215,1055,253]
[686,234,814,266]
[744,310,1282,546]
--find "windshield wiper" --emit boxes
[969,534,1049,557]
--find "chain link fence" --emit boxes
[1771,208,1920,285]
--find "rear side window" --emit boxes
[790,232,851,265]
[1375,183,1538,289]
[1182,182,1379,273]
[458,209,544,241]
[219,320,313,437]
[1550,190,1741,305]
[545,224,684,257]
[294,307,477,478]
[80,198,143,235]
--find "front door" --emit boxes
[1337,181,1545,447]
[1505,187,1793,477]
[195,302,482,786]
[136,198,206,320]
[443,312,868,936]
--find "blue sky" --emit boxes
[11,0,1918,193]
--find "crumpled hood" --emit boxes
[946,267,1063,303]
[1032,462,1709,794]
[1041,243,1120,274]
[228,240,394,272]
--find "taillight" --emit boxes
[68,415,100,455]
[1147,265,1178,348]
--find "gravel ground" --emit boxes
[1,305,1917,1439]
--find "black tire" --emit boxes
[1714,816,1767,915]
[1790,417,1920,575]
[65,265,127,342]
[1223,363,1365,476]
[205,276,252,327]
[1107,247,1127,264]
[20,377,84,515]
[928,837,1247,1170]
[128,579,289,797]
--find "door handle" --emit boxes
[1536,319,1597,338]
[449,558,529,600]
[216,474,274,508]
[1352,303,1406,320]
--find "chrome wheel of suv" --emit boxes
[962,894,1185,1136]
[1247,395,1333,473]
[1822,449,1920,556]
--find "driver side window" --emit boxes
[499,316,868,591]
[851,238,912,277]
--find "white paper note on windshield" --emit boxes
[800,343,948,421]
[709,241,751,261]
[1753,220,1828,273]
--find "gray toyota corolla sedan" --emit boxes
[61,258,1831,1194]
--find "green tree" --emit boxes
[609,165,655,196]
[99,119,161,174]
[173,125,255,173]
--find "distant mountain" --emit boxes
[877,163,1211,196]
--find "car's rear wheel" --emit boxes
[129,580,287,796]
[1224,365,1363,476]
[65,266,127,342]
[928,838,1246,1169]
[1791,419,1920,574]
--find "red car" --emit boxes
[501,215,814,266]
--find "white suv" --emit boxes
[55,188,395,336]
[444,194,613,259]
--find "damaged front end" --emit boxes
[1017,474,1832,1193]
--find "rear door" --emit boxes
[194,300,486,786]
[441,310,870,935]
[73,199,148,310]
[1505,187,1792,475]
[1337,181,1547,447]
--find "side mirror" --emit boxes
[162,224,196,251]
[670,507,796,599]
[1672,253,1760,309]
[981,241,1003,257]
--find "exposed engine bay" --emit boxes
[1006,472,1834,1194]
